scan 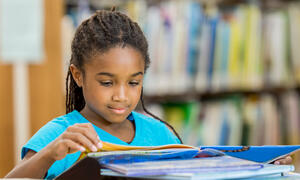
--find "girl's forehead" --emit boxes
[85,47,145,73]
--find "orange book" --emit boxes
[77,141,200,161]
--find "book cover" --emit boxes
[228,12,242,90]
[100,164,294,180]
[87,148,202,165]
[288,3,300,84]
[79,141,300,165]
[195,19,211,92]
[103,156,263,176]
[201,145,300,163]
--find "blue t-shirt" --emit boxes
[21,110,180,179]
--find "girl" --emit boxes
[5,8,291,179]
[5,9,182,179]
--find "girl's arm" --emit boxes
[5,149,55,178]
[5,123,102,179]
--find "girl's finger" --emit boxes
[274,160,283,165]
[63,139,86,153]
[274,156,293,165]
[71,124,102,149]
[63,131,98,152]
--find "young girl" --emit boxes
[5,9,182,179]
[5,8,292,179]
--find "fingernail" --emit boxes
[275,161,280,165]
[79,146,86,152]
[97,142,103,149]
[91,145,97,152]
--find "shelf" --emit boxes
[143,86,300,103]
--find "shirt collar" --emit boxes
[127,112,134,121]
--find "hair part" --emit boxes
[66,9,183,144]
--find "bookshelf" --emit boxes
[63,0,300,171]
[134,0,300,146]
[143,86,300,102]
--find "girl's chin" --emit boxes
[106,114,129,123]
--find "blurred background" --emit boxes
[1,0,300,177]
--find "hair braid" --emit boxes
[98,12,113,40]
[66,68,85,113]
[140,89,183,144]
[66,70,71,113]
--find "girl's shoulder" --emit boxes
[131,111,162,123]
[49,110,89,127]
[131,111,168,130]
[131,111,181,145]
[27,110,86,141]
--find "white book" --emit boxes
[101,160,294,180]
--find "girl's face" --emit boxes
[71,46,145,124]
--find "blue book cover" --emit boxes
[88,148,200,164]
[87,148,224,164]
[187,2,203,76]
[201,145,300,163]
[207,16,219,89]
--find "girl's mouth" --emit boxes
[108,106,127,114]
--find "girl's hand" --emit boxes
[273,156,293,165]
[46,123,102,161]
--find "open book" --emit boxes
[72,142,266,177]
[78,141,300,164]
[77,141,201,161]
[83,143,225,166]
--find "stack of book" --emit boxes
[56,142,300,179]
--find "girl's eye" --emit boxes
[129,81,140,86]
[100,81,113,87]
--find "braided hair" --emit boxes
[66,9,183,144]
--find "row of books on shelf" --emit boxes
[63,1,300,96]
[126,1,300,95]
[145,90,300,147]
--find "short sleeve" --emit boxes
[21,118,77,179]
[21,121,65,158]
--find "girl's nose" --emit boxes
[112,86,128,102]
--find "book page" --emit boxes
[78,141,200,161]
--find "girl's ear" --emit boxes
[70,64,83,87]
